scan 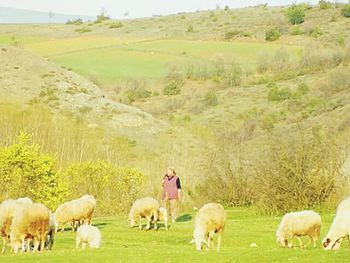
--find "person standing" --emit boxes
[162,167,181,223]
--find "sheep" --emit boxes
[158,207,168,231]
[0,198,33,254]
[322,211,350,250]
[190,203,226,252]
[10,203,50,253]
[75,225,101,249]
[129,197,159,230]
[54,194,96,232]
[336,196,350,215]
[276,210,321,248]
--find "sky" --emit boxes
[0,0,347,18]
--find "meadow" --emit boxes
[1,208,348,263]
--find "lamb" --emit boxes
[190,203,226,251]
[129,197,159,230]
[322,211,350,250]
[10,203,50,253]
[0,197,33,254]
[75,225,101,249]
[276,210,321,248]
[54,194,96,232]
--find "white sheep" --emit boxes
[0,198,33,254]
[129,197,159,230]
[322,211,350,250]
[76,225,101,249]
[276,210,321,248]
[10,203,50,253]
[54,194,96,232]
[190,203,226,251]
[158,207,168,231]
[336,196,350,215]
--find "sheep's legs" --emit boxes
[217,234,221,252]
[75,237,81,249]
[33,238,40,252]
[21,237,26,253]
[2,237,6,254]
[146,217,151,230]
[139,216,143,230]
[297,237,304,248]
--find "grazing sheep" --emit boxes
[0,198,33,254]
[76,225,101,249]
[10,203,50,253]
[322,211,350,250]
[129,197,159,230]
[276,210,321,248]
[54,195,96,232]
[336,196,350,215]
[190,203,226,251]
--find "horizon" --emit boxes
[0,0,348,20]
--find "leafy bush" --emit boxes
[109,22,123,29]
[204,91,218,106]
[163,81,181,95]
[286,4,306,25]
[66,18,83,25]
[265,28,280,41]
[225,30,241,40]
[254,128,342,214]
[124,79,151,103]
[95,14,110,24]
[75,27,92,34]
[0,132,68,210]
[187,25,194,33]
[341,4,350,17]
[63,161,145,215]
[319,0,332,9]
[267,84,292,102]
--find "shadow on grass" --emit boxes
[176,214,192,222]
[92,222,108,229]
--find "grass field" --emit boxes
[30,39,301,83]
[1,208,349,263]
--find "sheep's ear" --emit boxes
[189,239,195,244]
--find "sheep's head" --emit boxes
[276,236,288,247]
[190,227,207,251]
[322,237,342,250]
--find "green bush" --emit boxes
[0,132,68,210]
[225,30,241,40]
[163,81,181,95]
[75,27,92,34]
[341,4,350,17]
[66,18,83,25]
[187,25,194,33]
[267,84,292,102]
[265,28,281,41]
[319,0,332,9]
[286,4,306,25]
[63,161,145,215]
[95,14,110,24]
[204,91,218,106]
[109,22,123,29]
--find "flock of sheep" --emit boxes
[1,193,350,255]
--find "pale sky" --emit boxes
[0,0,347,18]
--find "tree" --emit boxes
[286,4,306,25]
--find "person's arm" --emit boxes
[176,178,182,201]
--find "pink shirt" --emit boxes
[162,175,180,200]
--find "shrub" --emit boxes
[109,22,123,29]
[75,27,92,34]
[0,132,68,210]
[163,81,181,95]
[267,84,292,102]
[66,18,83,25]
[95,14,110,24]
[124,79,151,103]
[341,4,350,17]
[204,91,218,106]
[254,128,342,214]
[63,161,145,215]
[286,4,306,25]
[222,62,242,87]
[225,30,241,40]
[187,25,194,33]
[265,28,280,41]
[319,0,332,9]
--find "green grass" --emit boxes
[37,39,301,84]
[1,208,349,263]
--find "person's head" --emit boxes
[167,167,176,176]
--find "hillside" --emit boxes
[0,45,167,140]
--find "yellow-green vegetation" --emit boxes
[0,0,350,244]
[1,208,350,262]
